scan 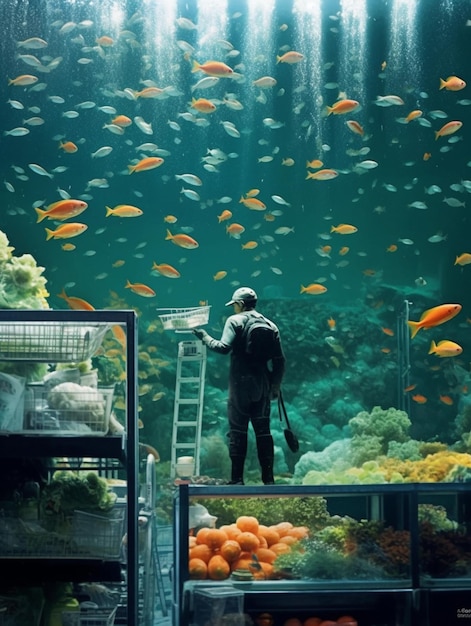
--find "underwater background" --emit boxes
[1,0,471,484]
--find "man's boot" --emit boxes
[256,433,275,484]
[228,456,245,485]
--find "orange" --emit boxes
[237,531,260,552]
[255,548,277,564]
[336,618,357,626]
[205,528,228,550]
[207,554,231,580]
[287,526,309,540]
[269,542,291,555]
[195,527,211,545]
[275,521,294,537]
[188,557,208,579]
[236,515,260,535]
[220,539,242,563]
[189,543,213,563]
[283,619,302,626]
[319,622,337,626]
[258,525,281,546]
[230,557,253,572]
[258,535,268,548]
[303,619,322,626]
[251,561,274,580]
[279,535,298,546]
[188,536,197,549]
[220,523,242,540]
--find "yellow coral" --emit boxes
[381,451,471,482]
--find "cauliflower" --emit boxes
[47,382,108,431]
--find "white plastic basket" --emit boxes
[157,306,211,332]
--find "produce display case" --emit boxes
[0,309,139,626]
[175,484,417,626]
[174,483,471,626]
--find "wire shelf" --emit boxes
[62,606,117,626]
[157,306,211,332]
[0,322,109,362]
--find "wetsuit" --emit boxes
[196,310,285,484]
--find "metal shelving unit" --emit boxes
[0,309,139,626]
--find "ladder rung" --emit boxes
[178,377,201,383]
[175,443,197,449]
[176,398,201,405]
[174,421,198,427]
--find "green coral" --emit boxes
[0,230,49,310]
[418,504,458,532]
[349,406,411,465]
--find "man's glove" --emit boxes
[193,328,207,341]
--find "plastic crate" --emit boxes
[22,384,114,435]
[157,306,210,331]
[0,322,109,362]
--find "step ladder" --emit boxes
[170,339,207,478]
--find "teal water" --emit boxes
[1,0,470,477]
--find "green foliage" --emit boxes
[199,434,231,478]
[350,434,383,466]
[349,406,411,444]
[387,440,422,461]
[194,495,331,529]
[418,504,458,531]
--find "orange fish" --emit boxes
[327,317,336,330]
[128,157,164,173]
[35,199,88,222]
[151,262,181,278]
[306,168,339,181]
[218,209,232,223]
[300,284,328,295]
[242,241,258,250]
[439,395,454,406]
[326,99,360,115]
[428,339,463,358]
[125,280,156,297]
[165,229,199,249]
[306,159,324,169]
[381,347,391,354]
[61,243,76,251]
[191,60,233,77]
[407,303,462,338]
[96,35,114,47]
[8,74,38,86]
[386,244,398,252]
[57,288,95,310]
[363,269,377,277]
[423,152,432,161]
[403,384,417,393]
[135,87,164,98]
[112,114,132,127]
[276,51,304,64]
[439,76,466,91]
[455,253,471,266]
[111,324,126,349]
[45,222,88,240]
[59,141,78,153]
[331,223,358,235]
[226,223,245,238]
[112,259,125,268]
[213,271,227,281]
[239,196,266,210]
[339,246,350,256]
[245,188,260,197]
[106,205,143,218]
[345,120,364,136]
[164,214,178,224]
[412,394,428,404]
[435,120,463,140]
[190,97,216,113]
[404,110,422,122]
[382,327,394,336]
[264,213,276,222]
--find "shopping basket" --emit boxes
[156,306,210,332]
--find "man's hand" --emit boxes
[193,328,207,340]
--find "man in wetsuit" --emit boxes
[193,287,285,485]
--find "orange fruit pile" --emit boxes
[188,515,309,581]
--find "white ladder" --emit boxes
[170,340,207,478]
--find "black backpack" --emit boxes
[241,313,279,361]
